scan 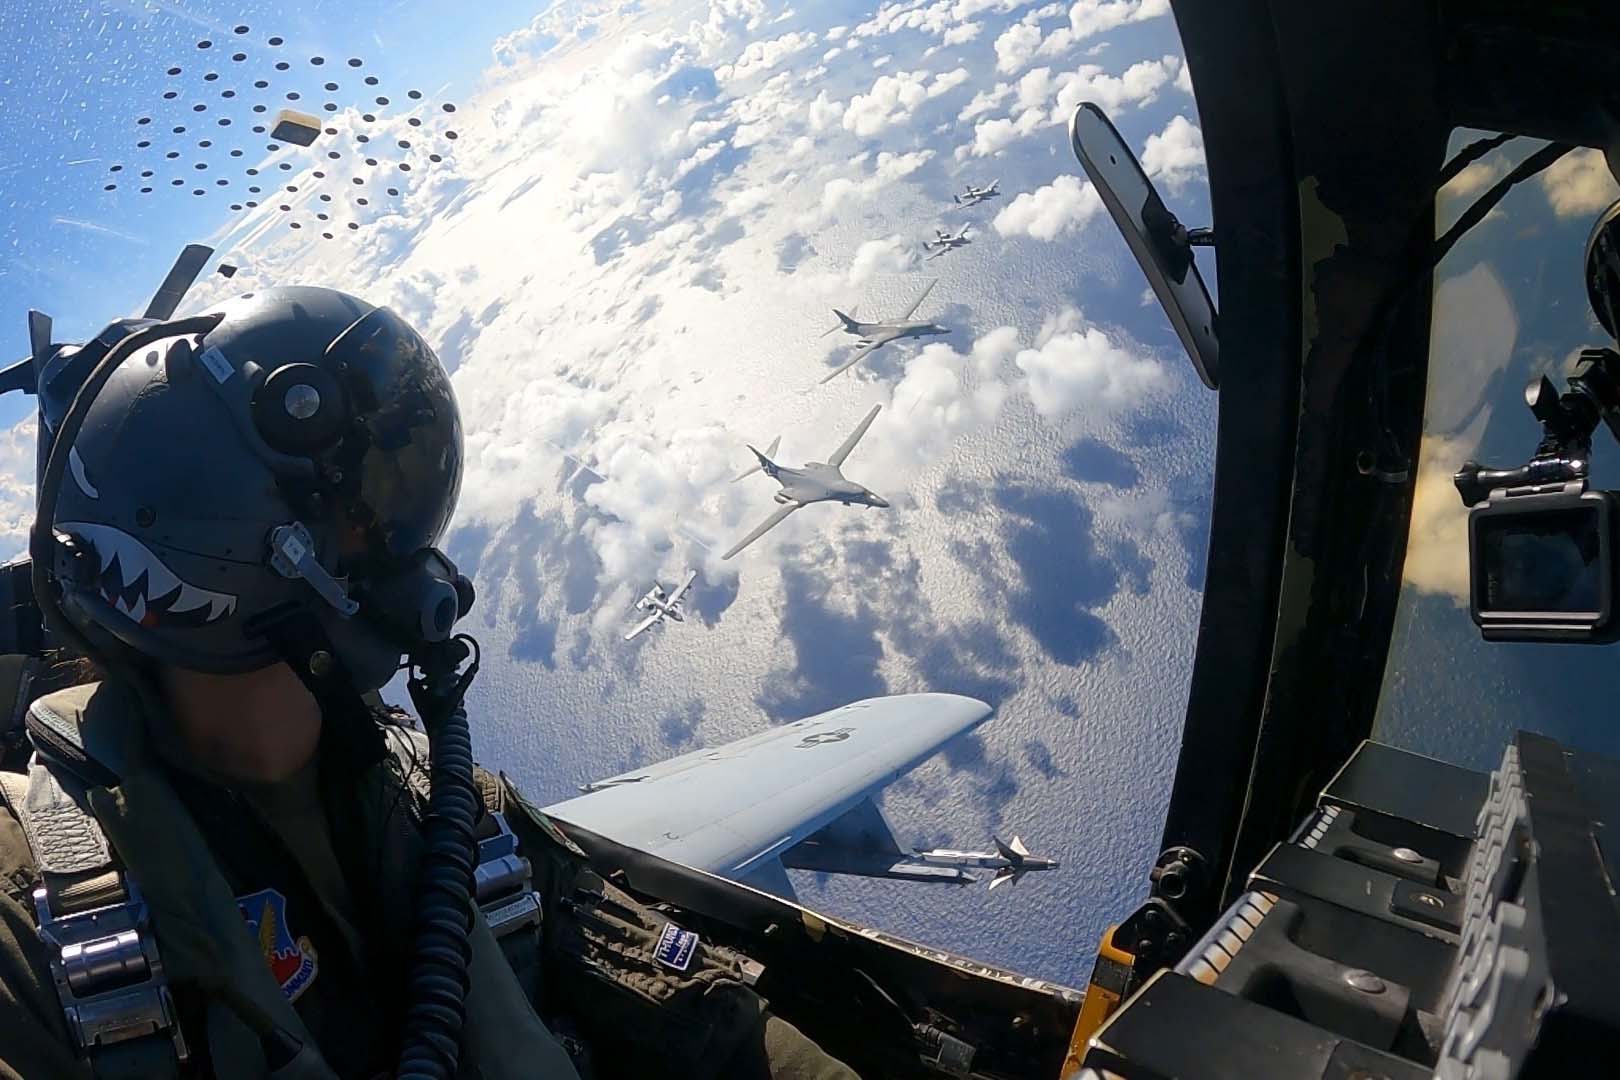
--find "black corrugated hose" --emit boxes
[397,635,483,1079]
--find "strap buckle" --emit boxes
[33,880,189,1062]
[475,812,542,938]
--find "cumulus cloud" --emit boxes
[842,68,971,137]
[1141,115,1205,194]
[1051,55,1179,116]
[993,175,1104,240]
[1423,263,1519,436]
[958,56,1180,158]
[1093,487,1196,541]
[1031,0,1173,59]
[850,0,1025,43]
[0,419,35,562]
[1015,309,1165,419]
[694,0,772,55]
[1540,148,1620,218]
[1067,0,1170,41]
[958,85,1011,124]
[942,22,982,46]
[932,68,971,96]
[1402,433,1475,604]
[969,324,1022,378]
[1443,157,1508,200]
[490,0,640,65]
[886,337,1011,463]
[848,234,920,284]
[1401,264,1520,602]
[818,149,936,217]
[716,30,818,81]
[807,89,843,131]
[1174,57,1193,95]
[723,184,772,217]
[994,23,1042,75]
[960,112,1044,158]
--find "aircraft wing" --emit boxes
[827,403,882,467]
[667,569,698,606]
[622,612,662,641]
[818,340,878,385]
[543,693,993,888]
[721,503,799,560]
[899,277,938,320]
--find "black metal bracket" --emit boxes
[1108,846,1212,992]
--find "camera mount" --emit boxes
[1454,347,1620,508]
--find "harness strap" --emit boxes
[383,724,543,941]
[0,700,188,1077]
[0,655,39,772]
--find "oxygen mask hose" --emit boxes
[396,634,483,1080]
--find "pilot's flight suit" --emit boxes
[0,679,859,1079]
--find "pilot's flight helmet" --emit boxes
[42,286,469,688]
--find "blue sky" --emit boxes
[0,0,544,424]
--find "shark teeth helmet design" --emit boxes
[45,286,466,685]
[59,521,239,627]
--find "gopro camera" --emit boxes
[1455,200,1620,643]
[1465,482,1617,641]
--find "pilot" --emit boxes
[0,287,858,1079]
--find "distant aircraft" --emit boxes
[723,404,888,560]
[923,226,972,259]
[907,835,1060,889]
[622,569,698,641]
[544,693,1056,898]
[818,279,949,384]
[953,179,1000,206]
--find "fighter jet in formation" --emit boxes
[953,179,1000,206]
[818,279,949,384]
[622,569,698,641]
[923,226,972,259]
[723,404,889,560]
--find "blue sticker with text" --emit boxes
[654,922,699,972]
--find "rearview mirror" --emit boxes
[1070,103,1219,390]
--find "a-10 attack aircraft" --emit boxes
[545,693,1057,897]
[952,179,1000,205]
[818,278,950,383]
[923,226,972,259]
[722,403,889,559]
[622,569,698,641]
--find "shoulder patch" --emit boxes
[653,922,700,973]
[237,888,319,1002]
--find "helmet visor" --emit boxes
[322,306,463,572]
